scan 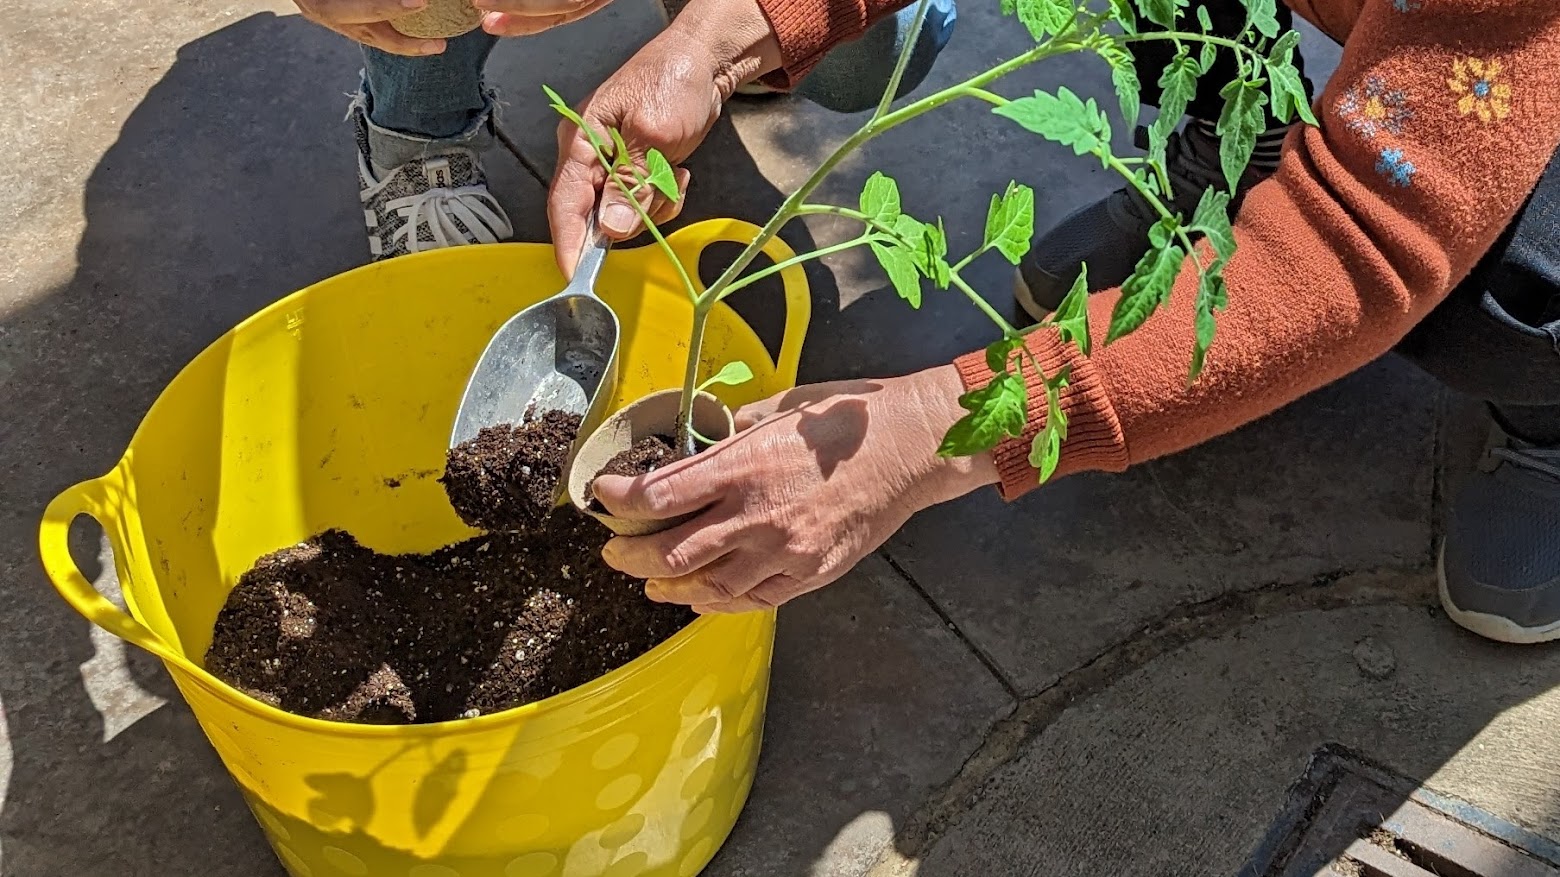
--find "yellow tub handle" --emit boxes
[671,219,812,386]
[39,476,182,665]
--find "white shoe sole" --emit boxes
[1013,267,1052,323]
[1437,542,1560,645]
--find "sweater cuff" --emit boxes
[752,0,866,89]
[952,332,1130,501]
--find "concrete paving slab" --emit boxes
[895,594,1560,877]
[708,554,1011,877]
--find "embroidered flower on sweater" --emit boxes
[1375,148,1417,187]
[1449,57,1512,122]
[1336,76,1413,138]
[1391,0,1422,11]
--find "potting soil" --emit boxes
[588,435,687,509]
[441,408,581,534]
[204,511,694,724]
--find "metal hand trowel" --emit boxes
[450,211,621,500]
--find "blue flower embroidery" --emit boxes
[1376,148,1417,187]
[1336,77,1413,138]
[1392,0,1422,11]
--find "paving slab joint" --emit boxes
[867,565,1437,874]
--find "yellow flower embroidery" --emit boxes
[1449,57,1512,122]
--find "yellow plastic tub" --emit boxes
[37,219,809,877]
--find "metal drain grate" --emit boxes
[1241,745,1560,877]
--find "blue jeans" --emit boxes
[359,0,957,167]
[1398,143,1560,444]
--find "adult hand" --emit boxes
[591,365,1000,613]
[292,0,448,56]
[474,0,617,37]
[547,0,783,274]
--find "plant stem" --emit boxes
[678,300,713,457]
[949,274,1019,337]
[1116,31,1268,69]
[871,0,934,122]
[716,234,879,300]
[1101,153,1205,280]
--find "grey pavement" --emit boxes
[2,0,1556,876]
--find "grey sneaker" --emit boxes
[1439,437,1560,644]
[352,112,512,261]
[1014,122,1272,322]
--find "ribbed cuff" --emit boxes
[752,0,866,89]
[952,332,1130,501]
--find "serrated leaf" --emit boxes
[1148,216,1176,249]
[860,171,902,228]
[983,182,1036,265]
[1266,29,1300,64]
[1030,420,1063,481]
[644,148,679,201]
[1189,267,1228,380]
[1199,40,1218,74]
[993,87,1111,158]
[1050,265,1092,355]
[1136,0,1181,28]
[923,218,952,288]
[1195,5,1212,29]
[938,372,1028,457]
[1189,187,1235,260]
[698,361,754,392]
[1000,0,1016,13]
[1107,0,1137,33]
[1215,78,1267,194]
[871,240,922,308]
[1107,241,1184,342]
[1240,0,1279,37]
[1100,44,1141,132]
[1016,0,1074,41]
[1148,50,1200,167]
[985,335,1024,372]
[1266,60,1314,125]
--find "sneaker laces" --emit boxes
[384,185,512,253]
[1493,443,1560,481]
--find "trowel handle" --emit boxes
[567,207,612,298]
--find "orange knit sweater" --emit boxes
[758,0,1560,499]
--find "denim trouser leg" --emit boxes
[357,0,957,166]
[789,0,958,114]
[360,29,500,168]
[1397,144,1560,444]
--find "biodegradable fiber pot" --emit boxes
[391,0,482,38]
[569,388,734,536]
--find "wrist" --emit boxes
[666,0,783,98]
[892,365,1001,508]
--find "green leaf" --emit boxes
[985,335,1024,372]
[1030,418,1063,482]
[871,240,922,308]
[1215,78,1267,194]
[1000,0,1015,13]
[1199,40,1218,75]
[698,361,754,392]
[644,148,679,201]
[938,372,1029,457]
[1188,187,1235,260]
[922,218,952,288]
[1050,265,1092,355]
[1241,0,1279,37]
[1195,5,1212,29]
[1107,0,1137,34]
[860,171,902,227]
[1016,0,1074,41]
[993,87,1111,158]
[1266,58,1314,125]
[1107,237,1184,342]
[983,182,1036,265]
[1099,44,1141,132]
[1148,50,1200,166]
[1136,0,1182,28]
[1266,29,1300,65]
[1190,267,1228,380]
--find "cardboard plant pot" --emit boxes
[568,388,734,536]
[391,0,482,39]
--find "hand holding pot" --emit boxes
[547,0,783,274]
[592,366,1000,613]
[293,0,454,54]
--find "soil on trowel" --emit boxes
[204,511,694,724]
[441,409,581,534]
[587,435,687,510]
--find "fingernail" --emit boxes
[644,581,665,602]
[602,203,637,236]
[402,0,426,7]
[419,40,444,54]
